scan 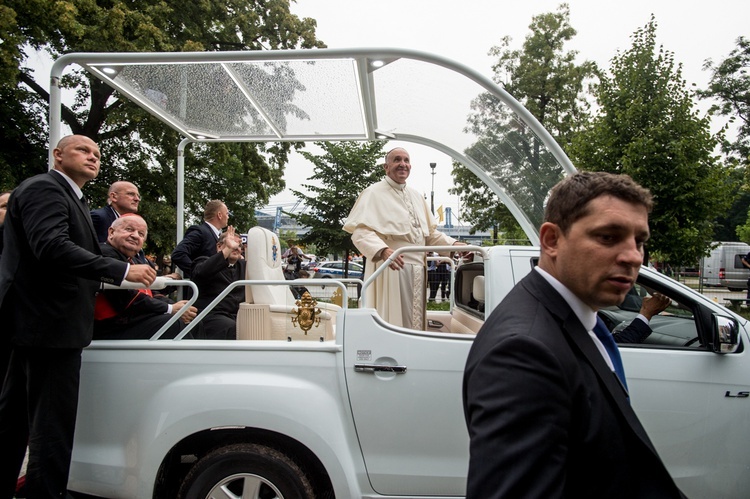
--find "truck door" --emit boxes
[344,309,474,496]
[601,271,750,499]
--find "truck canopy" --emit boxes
[49,48,576,244]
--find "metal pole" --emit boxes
[430,162,436,215]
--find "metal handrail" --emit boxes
[361,245,486,309]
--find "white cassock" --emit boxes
[343,176,456,329]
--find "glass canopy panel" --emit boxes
[373,57,565,230]
[226,59,367,138]
[104,58,367,139]
[113,63,276,137]
[71,49,574,237]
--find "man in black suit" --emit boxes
[89,181,141,243]
[0,135,156,498]
[191,225,245,340]
[171,199,229,278]
[94,215,197,340]
[463,172,685,498]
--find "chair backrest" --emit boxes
[244,226,296,305]
[472,275,485,304]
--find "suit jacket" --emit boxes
[615,316,653,344]
[191,252,245,317]
[0,171,128,348]
[463,270,684,499]
[94,243,170,331]
[90,205,118,243]
[171,221,219,277]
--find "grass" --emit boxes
[426,301,451,311]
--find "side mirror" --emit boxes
[711,314,741,354]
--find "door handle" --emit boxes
[354,364,407,374]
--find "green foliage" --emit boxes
[451,3,595,235]
[570,16,731,266]
[0,0,323,258]
[701,36,750,167]
[289,141,386,261]
[702,37,750,243]
[712,168,750,241]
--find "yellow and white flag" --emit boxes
[437,205,444,223]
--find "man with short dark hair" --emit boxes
[0,135,156,498]
[463,172,685,498]
[172,199,229,278]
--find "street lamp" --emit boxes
[430,162,436,215]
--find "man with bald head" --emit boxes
[0,135,156,498]
[90,180,141,243]
[344,147,463,329]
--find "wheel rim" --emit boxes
[206,473,284,499]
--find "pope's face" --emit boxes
[540,195,649,310]
[384,148,411,184]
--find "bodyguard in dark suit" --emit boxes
[0,135,156,498]
[171,200,228,278]
[463,172,685,499]
[191,226,246,340]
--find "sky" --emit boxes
[266,0,749,223]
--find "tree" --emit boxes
[451,3,595,238]
[701,36,750,168]
[570,16,731,266]
[701,37,750,243]
[0,0,323,257]
[289,141,386,268]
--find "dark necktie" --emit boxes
[593,316,628,392]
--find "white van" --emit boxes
[702,241,750,290]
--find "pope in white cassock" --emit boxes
[343,148,463,330]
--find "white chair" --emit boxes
[236,226,338,341]
[472,275,485,313]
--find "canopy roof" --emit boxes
[50,48,576,243]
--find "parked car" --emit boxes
[300,255,318,271]
[311,261,363,279]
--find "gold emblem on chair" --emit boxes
[291,291,321,334]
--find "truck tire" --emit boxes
[178,443,314,499]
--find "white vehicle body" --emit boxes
[69,246,749,498]
[44,49,749,498]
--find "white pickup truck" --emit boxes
[46,49,749,498]
[67,239,747,499]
